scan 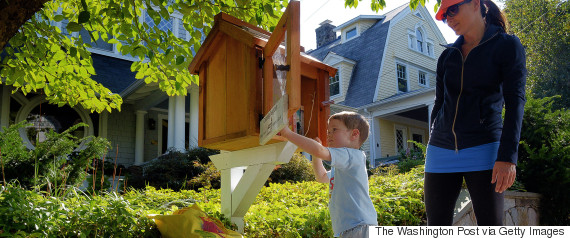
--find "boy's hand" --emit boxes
[279,126,292,138]
[278,125,331,161]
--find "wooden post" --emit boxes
[210,141,297,233]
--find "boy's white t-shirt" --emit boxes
[326,147,378,236]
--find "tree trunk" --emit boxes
[0,0,49,51]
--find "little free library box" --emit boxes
[188,5,336,152]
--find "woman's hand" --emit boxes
[491,161,516,193]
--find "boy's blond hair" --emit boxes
[329,111,369,146]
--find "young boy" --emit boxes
[280,111,378,237]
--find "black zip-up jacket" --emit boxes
[429,24,526,165]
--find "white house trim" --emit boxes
[15,95,94,150]
[333,15,384,32]
[134,110,147,165]
[188,85,199,149]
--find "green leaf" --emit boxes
[66,22,82,32]
[78,11,90,24]
[53,15,64,22]
[70,47,77,57]
[80,0,88,10]
[176,56,184,65]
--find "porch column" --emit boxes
[367,113,376,164]
[173,95,186,151]
[427,103,434,133]
[134,110,147,165]
[98,111,108,139]
[189,86,199,149]
[167,96,175,149]
[0,86,11,130]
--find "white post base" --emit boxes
[210,141,297,233]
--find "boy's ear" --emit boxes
[351,129,360,141]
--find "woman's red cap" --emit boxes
[435,0,467,20]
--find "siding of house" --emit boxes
[378,117,429,158]
[106,104,136,165]
[359,19,378,33]
[376,9,445,101]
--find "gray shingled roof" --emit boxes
[91,53,137,93]
[308,3,409,108]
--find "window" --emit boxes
[419,71,427,86]
[412,133,423,151]
[416,29,424,52]
[397,63,408,92]
[427,43,432,56]
[145,12,173,33]
[80,28,114,52]
[395,126,407,153]
[330,71,340,96]
[177,19,188,39]
[346,28,357,40]
[21,100,90,149]
[409,35,414,49]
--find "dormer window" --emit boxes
[330,71,340,96]
[346,28,357,40]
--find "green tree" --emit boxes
[0,0,439,113]
[503,0,570,109]
[0,0,289,113]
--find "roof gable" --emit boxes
[308,3,412,108]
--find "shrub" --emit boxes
[0,184,160,237]
[0,121,110,193]
[0,165,426,237]
[187,161,221,190]
[518,96,570,225]
[268,153,315,184]
[395,141,426,173]
[127,147,219,191]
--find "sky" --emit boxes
[298,0,504,51]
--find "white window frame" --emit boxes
[426,39,435,57]
[416,28,425,53]
[396,62,409,93]
[408,23,436,58]
[330,68,341,97]
[407,29,416,51]
[418,70,428,87]
[346,27,357,40]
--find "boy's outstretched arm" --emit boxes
[312,138,330,183]
[280,127,331,161]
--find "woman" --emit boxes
[425,0,526,225]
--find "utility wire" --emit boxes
[303,0,333,23]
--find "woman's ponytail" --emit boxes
[480,0,507,32]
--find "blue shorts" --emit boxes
[425,142,500,173]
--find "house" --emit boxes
[308,3,447,166]
[0,11,198,166]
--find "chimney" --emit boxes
[316,20,336,48]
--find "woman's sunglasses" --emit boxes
[442,0,472,23]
